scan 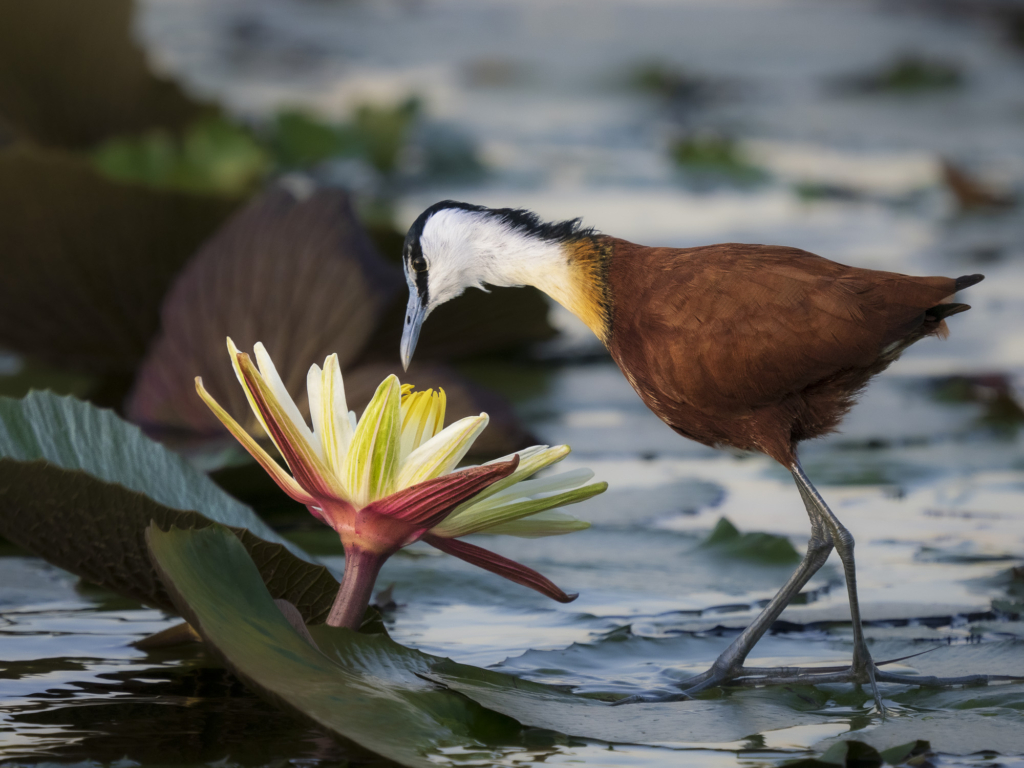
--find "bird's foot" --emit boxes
[609,656,1022,707]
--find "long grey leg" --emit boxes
[791,460,883,710]
[676,485,834,693]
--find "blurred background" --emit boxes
[2,0,1024,764]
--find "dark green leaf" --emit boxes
[0,0,213,149]
[784,740,883,768]
[428,660,822,743]
[0,391,339,622]
[877,740,930,766]
[147,523,523,767]
[0,144,236,374]
[702,517,801,564]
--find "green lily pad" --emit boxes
[428,661,824,744]
[146,523,525,767]
[783,739,886,767]
[0,391,339,622]
[702,517,801,564]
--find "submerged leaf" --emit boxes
[0,392,338,622]
[701,517,800,564]
[146,523,523,767]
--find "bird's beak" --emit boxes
[400,293,428,371]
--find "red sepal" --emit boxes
[423,534,578,604]
[362,456,519,530]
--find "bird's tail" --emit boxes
[927,274,983,339]
[955,273,985,291]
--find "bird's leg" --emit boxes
[669,493,835,696]
[790,460,884,712]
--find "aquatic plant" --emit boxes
[197,339,605,628]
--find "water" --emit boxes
[3,0,1024,764]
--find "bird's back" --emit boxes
[603,238,976,462]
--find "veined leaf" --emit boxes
[0,391,339,622]
[146,523,523,767]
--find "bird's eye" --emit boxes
[411,255,428,273]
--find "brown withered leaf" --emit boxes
[0,144,237,373]
[0,0,213,149]
[126,185,402,438]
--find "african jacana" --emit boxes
[398,200,994,704]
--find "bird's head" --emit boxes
[399,200,490,369]
[399,200,596,369]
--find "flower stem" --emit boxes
[326,545,386,629]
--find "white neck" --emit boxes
[422,208,571,295]
[421,208,607,337]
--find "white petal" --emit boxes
[483,510,591,538]
[254,342,322,460]
[321,354,353,474]
[396,414,488,488]
[473,468,596,509]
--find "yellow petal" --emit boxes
[227,337,272,440]
[344,375,402,506]
[195,377,314,505]
[396,413,488,489]
[399,388,445,462]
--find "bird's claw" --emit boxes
[610,690,694,706]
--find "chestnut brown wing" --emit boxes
[608,241,954,418]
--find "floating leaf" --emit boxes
[147,523,524,767]
[784,739,884,767]
[0,144,236,374]
[0,0,213,149]
[702,517,801,564]
[428,661,822,743]
[0,391,339,622]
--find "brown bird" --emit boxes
[398,200,994,704]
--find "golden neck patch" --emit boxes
[545,237,611,343]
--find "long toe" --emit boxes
[610,690,694,706]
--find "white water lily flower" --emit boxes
[196,338,606,628]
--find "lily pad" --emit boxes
[146,523,525,767]
[0,391,339,622]
[0,144,236,374]
[428,661,824,744]
[702,517,801,564]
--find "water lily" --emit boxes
[196,339,605,628]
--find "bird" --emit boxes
[397,199,995,705]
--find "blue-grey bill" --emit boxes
[400,293,428,371]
